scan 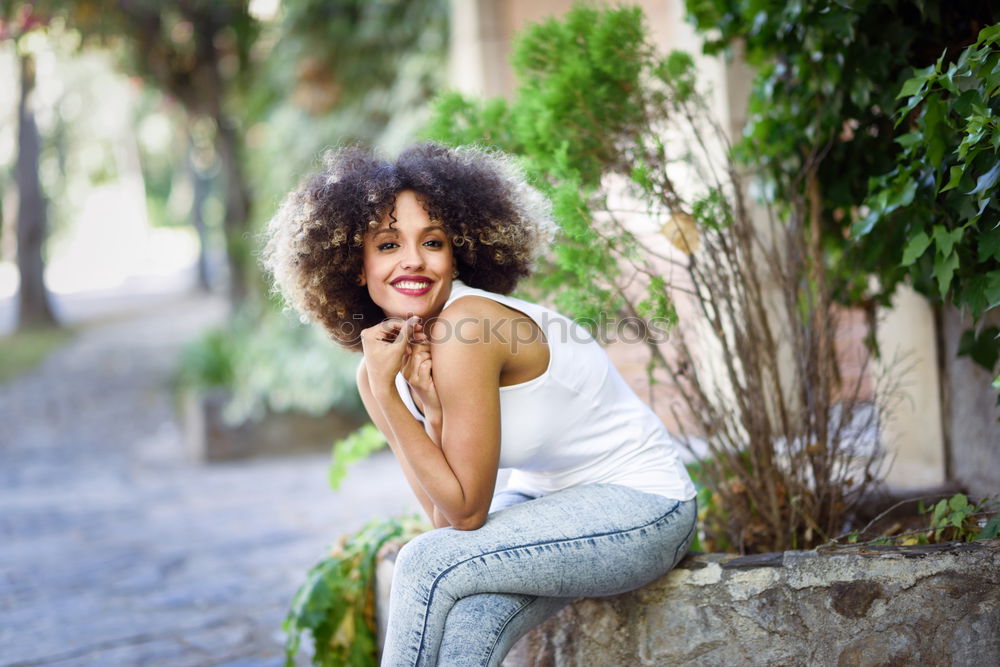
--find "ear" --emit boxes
[358,268,367,286]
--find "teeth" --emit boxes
[394,280,431,290]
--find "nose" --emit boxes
[399,244,424,271]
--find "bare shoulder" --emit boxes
[425,296,511,372]
[428,296,507,340]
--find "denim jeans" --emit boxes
[381,483,698,666]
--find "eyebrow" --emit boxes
[370,224,446,238]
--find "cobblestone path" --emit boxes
[0,293,414,666]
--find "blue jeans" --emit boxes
[381,483,698,666]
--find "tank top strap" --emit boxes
[444,279,477,308]
[444,280,538,319]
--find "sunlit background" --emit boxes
[0,43,199,303]
[0,1,449,663]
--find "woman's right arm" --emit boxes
[356,360,448,527]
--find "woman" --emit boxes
[264,143,696,666]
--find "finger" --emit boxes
[393,316,419,346]
[379,318,405,341]
[410,353,429,375]
[403,352,423,373]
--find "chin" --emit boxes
[377,295,434,320]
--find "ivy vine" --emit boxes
[859,25,1000,381]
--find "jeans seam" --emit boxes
[481,596,536,666]
[413,497,688,663]
[673,509,698,567]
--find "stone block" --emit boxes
[180,389,364,461]
[501,541,1000,666]
[374,540,1000,666]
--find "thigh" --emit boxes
[394,483,696,600]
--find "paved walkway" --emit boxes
[0,291,415,666]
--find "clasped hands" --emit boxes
[361,316,441,423]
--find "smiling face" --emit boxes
[360,190,455,320]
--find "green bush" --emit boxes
[283,515,428,667]
[859,25,1000,381]
[177,309,365,425]
[328,423,388,491]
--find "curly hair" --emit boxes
[261,143,555,351]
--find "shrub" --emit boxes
[176,308,365,425]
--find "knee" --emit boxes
[392,528,451,585]
[392,534,425,585]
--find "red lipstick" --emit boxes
[390,275,434,296]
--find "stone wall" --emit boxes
[498,541,1000,666]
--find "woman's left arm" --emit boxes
[365,307,503,530]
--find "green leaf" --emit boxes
[962,272,1000,317]
[901,231,932,266]
[922,95,946,137]
[896,66,932,99]
[977,514,1000,540]
[933,225,963,257]
[329,424,387,490]
[948,493,969,512]
[934,250,960,297]
[953,88,982,120]
[958,327,1000,370]
[283,515,426,666]
[896,95,924,126]
[972,197,993,224]
[927,136,946,174]
[932,499,949,524]
[941,166,964,193]
[852,209,880,238]
[897,177,918,210]
[850,77,872,108]
[968,162,1000,197]
[935,49,948,74]
[896,131,923,151]
[987,271,1000,311]
[979,24,1000,45]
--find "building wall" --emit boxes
[876,286,946,487]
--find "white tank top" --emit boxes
[394,280,696,501]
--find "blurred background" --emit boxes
[2,0,999,665]
[1,1,446,664]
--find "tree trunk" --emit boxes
[214,115,252,308]
[185,128,213,292]
[190,18,251,308]
[15,51,57,331]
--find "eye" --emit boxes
[376,242,398,251]
[424,239,444,248]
